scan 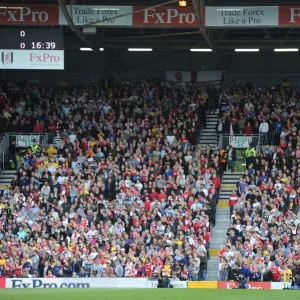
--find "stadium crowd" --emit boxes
[217,79,300,287]
[0,79,219,280]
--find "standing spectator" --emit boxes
[219,264,228,281]
[199,251,208,281]
[227,145,236,173]
[115,260,124,277]
[228,191,238,217]
[9,139,17,169]
[259,118,269,145]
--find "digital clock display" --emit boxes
[0,28,64,50]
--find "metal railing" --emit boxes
[0,134,9,172]
[0,133,49,171]
[8,133,49,148]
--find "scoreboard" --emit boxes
[0,27,64,70]
[0,28,64,50]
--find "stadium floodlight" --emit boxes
[274,48,299,52]
[235,48,260,52]
[128,48,153,52]
[190,49,212,52]
[80,48,93,51]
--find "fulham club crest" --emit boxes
[1,51,14,67]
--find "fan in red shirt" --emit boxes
[144,197,151,212]
[271,261,281,282]
[33,120,44,133]
[144,259,153,277]
[46,270,55,278]
[228,191,238,216]
[211,174,221,191]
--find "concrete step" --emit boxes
[213,226,229,232]
[206,271,219,277]
[201,134,217,138]
[221,184,236,189]
[224,171,245,175]
[215,209,228,215]
[2,170,16,175]
[0,175,14,180]
[220,190,234,195]
[199,141,217,145]
[208,262,220,268]
[0,179,12,184]
[210,243,222,249]
[221,179,239,183]
[200,137,217,141]
[206,276,218,280]
[210,233,227,241]
[199,142,218,146]
[214,216,230,223]
[212,230,227,236]
[219,195,234,200]
[222,175,241,179]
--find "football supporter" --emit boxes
[0,79,219,280]
[218,81,300,284]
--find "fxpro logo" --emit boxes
[0,7,49,23]
[10,279,90,288]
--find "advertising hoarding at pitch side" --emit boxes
[6,278,148,288]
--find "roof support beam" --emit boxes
[278,28,294,47]
[57,0,97,51]
[192,0,224,69]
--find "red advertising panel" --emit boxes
[0,278,5,288]
[0,4,59,25]
[218,281,271,290]
[133,6,204,27]
[279,6,300,26]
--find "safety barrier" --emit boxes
[0,278,294,289]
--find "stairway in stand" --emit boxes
[0,170,15,189]
[207,171,244,280]
[198,110,219,150]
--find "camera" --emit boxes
[237,274,248,289]
[157,276,173,288]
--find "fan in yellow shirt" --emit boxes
[0,259,6,266]
[281,265,292,282]
[46,144,56,158]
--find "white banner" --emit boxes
[6,278,148,289]
[205,6,279,27]
[229,136,253,148]
[0,50,64,70]
[165,71,222,84]
[59,6,133,26]
[147,280,187,288]
[16,135,40,147]
[271,282,292,290]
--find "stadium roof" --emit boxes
[4,1,300,68]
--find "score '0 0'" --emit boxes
[19,30,56,50]
[20,42,56,50]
